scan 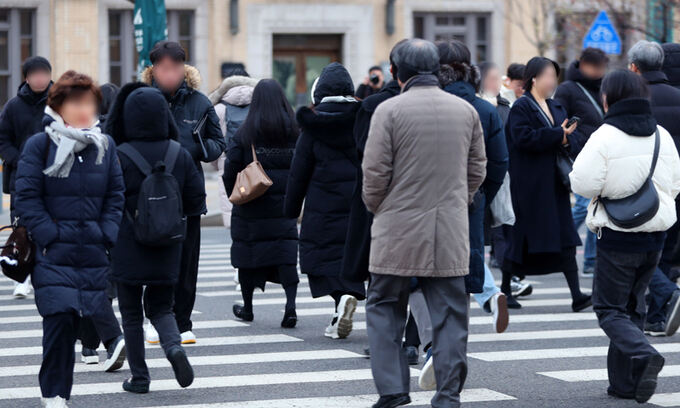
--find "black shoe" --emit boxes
[405,346,419,365]
[122,378,149,394]
[664,290,680,336]
[607,387,634,400]
[644,321,667,337]
[635,354,665,403]
[281,309,297,328]
[505,293,522,309]
[363,347,371,359]
[511,277,533,298]
[167,346,194,388]
[103,335,126,372]
[572,295,592,313]
[81,347,98,364]
[233,304,254,322]
[372,393,411,408]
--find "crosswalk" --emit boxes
[0,228,678,407]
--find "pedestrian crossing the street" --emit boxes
[0,228,678,407]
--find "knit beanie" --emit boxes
[22,56,52,78]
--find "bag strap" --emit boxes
[523,95,554,127]
[117,144,153,176]
[163,141,182,174]
[250,144,258,162]
[575,82,604,119]
[648,128,661,181]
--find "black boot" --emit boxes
[372,393,411,408]
[233,304,254,322]
[281,309,297,328]
[122,378,150,394]
[572,294,592,312]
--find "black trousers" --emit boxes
[174,215,201,333]
[78,294,121,350]
[40,312,80,399]
[117,283,181,384]
[593,246,662,397]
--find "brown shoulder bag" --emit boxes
[228,144,273,205]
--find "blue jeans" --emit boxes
[572,194,596,269]
[646,267,679,324]
[473,263,500,309]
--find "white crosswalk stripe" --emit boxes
[538,365,680,382]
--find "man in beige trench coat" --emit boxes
[362,39,487,408]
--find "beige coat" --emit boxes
[362,85,487,277]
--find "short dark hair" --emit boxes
[389,39,408,78]
[396,38,440,83]
[22,56,51,78]
[601,69,649,107]
[368,65,382,73]
[522,57,560,92]
[224,66,249,78]
[506,63,525,81]
[150,41,186,64]
[580,47,609,66]
[48,70,102,113]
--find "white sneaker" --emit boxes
[336,295,357,339]
[490,292,509,334]
[181,330,196,344]
[145,324,159,344]
[41,396,68,408]
[13,278,31,298]
[324,313,339,339]
[418,349,436,391]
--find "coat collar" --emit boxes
[603,98,657,136]
[641,70,669,85]
[523,92,563,126]
[443,81,476,103]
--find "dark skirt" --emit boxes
[503,245,578,278]
[238,265,299,292]
[308,275,366,300]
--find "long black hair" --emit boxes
[235,79,299,147]
[522,57,560,93]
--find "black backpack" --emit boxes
[117,141,186,246]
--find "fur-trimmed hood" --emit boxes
[140,64,202,90]
[208,75,258,105]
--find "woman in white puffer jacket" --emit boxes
[570,69,680,403]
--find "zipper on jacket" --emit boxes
[78,155,83,163]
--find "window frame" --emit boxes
[413,12,491,63]
[0,8,36,109]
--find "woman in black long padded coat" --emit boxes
[503,57,591,312]
[223,79,300,328]
[285,62,366,340]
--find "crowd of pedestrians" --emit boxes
[1,35,680,408]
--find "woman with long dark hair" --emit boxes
[503,57,591,311]
[223,79,300,328]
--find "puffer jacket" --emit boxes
[570,98,680,234]
[14,109,125,317]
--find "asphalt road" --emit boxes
[0,227,678,408]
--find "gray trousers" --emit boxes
[366,273,469,408]
[409,288,433,348]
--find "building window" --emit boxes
[413,12,490,63]
[0,8,36,108]
[108,10,137,87]
[167,10,194,65]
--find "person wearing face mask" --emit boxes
[140,41,226,345]
[13,70,126,408]
[503,57,591,312]
[555,47,609,279]
[0,56,53,299]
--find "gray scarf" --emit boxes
[43,107,109,178]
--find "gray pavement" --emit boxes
[0,226,678,407]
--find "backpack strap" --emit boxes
[575,82,604,119]
[164,141,182,174]
[117,143,152,176]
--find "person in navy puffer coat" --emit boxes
[284,62,366,340]
[14,71,125,407]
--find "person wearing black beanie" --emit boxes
[21,56,52,78]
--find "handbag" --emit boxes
[597,129,660,229]
[228,144,273,205]
[523,95,573,190]
[0,223,36,283]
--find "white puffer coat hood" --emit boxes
[570,98,680,233]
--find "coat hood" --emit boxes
[662,43,680,87]
[311,62,354,105]
[444,81,476,103]
[603,98,657,136]
[208,75,258,105]
[17,81,51,105]
[296,102,359,149]
[105,82,179,145]
[565,60,602,91]
[140,64,202,90]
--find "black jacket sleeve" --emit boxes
[284,132,315,218]
[181,148,207,216]
[0,101,20,167]
[200,103,227,163]
[481,109,509,203]
[222,135,245,195]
